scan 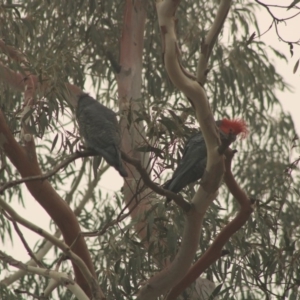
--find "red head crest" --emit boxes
[218,118,248,139]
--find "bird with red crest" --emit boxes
[163,118,248,203]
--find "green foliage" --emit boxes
[0,0,299,299]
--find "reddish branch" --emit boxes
[166,149,253,299]
[0,111,97,297]
[0,197,104,299]
[0,39,97,297]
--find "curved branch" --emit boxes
[135,1,232,298]
[0,110,96,296]
[136,203,215,300]
[255,0,300,20]
[166,149,254,299]
[0,197,105,300]
[0,40,92,295]
[197,0,232,84]
[274,21,300,44]
[121,151,191,212]
[0,150,96,194]
[0,251,89,300]
[254,1,300,44]
[255,1,300,9]
[2,166,105,286]
[156,0,225,169]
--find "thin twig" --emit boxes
[121,151,191,212]
[0,251,89,300]
[0,150,97,194]
[9,214,46,268]
[0,197,105,299]
[255,0,300,12]
[2,169,107,287]
[14,289,48,300]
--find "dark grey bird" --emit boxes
[76,94,128,177]
[163,133,206,203]
[163,118,248,203]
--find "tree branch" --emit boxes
[166,149,254,299]
[0,197,105,300]
[1,230,61,286]
[0,36,99,298]
[121,151,191,212]
[1,166,106,287]
[117,0,152,246]
[0,150,96,194]
[197,0,232,85]
[0,251,90,300]
[9,214,45,268]
[0,109,96,296]
[135,0,232,298]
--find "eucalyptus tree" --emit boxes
[0,1,299,299]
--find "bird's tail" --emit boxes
[100,146,128,177]
[117,163,128,177]
[115,150,128,177]
[163,179,172,204]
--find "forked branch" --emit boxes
[121,151,191,212]
[197,0,232,84]
[0,197,105,300]
[166,149,254,299]
[0,150,96,194]
[0,251,89,300]
[135,1,233,299]
[0,40,97,297]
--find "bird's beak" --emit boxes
[219,130,237,143]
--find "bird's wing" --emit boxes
[76,95,128,177]
[165,133,207,193]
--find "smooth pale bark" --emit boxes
[136,1,233,299]
[117,0,151,242]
